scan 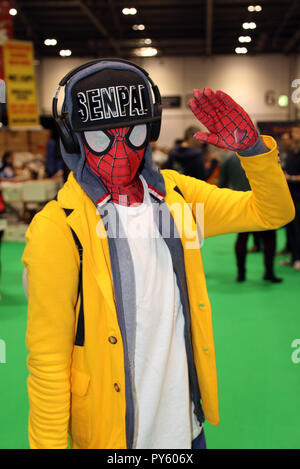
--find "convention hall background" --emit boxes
[0,0,299,449]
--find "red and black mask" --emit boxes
[82,124,149,205]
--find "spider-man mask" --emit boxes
[82,124,148,206]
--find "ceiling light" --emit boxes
[139,38,152,46]
[239,36,252,43]
[133,24,145,31]
[134,47,158,57]
[9,8,17,16]
[243,22,256,29]
[235,47,248,54]
[44,39,57,46]
[122,7,137,15]
[248,5,262,12]
[59,49,72,57]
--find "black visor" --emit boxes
[70,68,154,132]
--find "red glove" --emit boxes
[188,88,258,151]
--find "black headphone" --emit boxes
[52,58,162,154]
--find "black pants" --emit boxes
[252,231,261,250]
[235,230,276,278]
[286,203,300,262]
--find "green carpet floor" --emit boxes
[0,229,299,449]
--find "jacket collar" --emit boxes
[55,171,190,309]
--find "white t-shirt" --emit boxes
[115,176,201,449]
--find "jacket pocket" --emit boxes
[69,368,91,448]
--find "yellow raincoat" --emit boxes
[22,136,295,448]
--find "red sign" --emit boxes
[0,0,14,78]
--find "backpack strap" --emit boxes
[69,227,85,347]
[60,206,85,347]
[173,185,184,198]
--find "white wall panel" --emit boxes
[37,54,300,147]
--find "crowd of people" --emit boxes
[0,122,299,289]
[152,123,300,282]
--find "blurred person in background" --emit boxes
[276,131,294,256]
[0,171,6,299]
[164,126,207,180]
[0,151,32,182]
[247,232,262,253]
[281,125,300,271]
[203,145,220,185]
[174,138,183,146]
[0,188,5,283]
[45,129,66,180]
[0,151,15,180]
[219,152,282,283]
[279,131,294,166]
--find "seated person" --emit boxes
[0,151,15,180]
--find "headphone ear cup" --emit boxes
[55,115,80,154]
[149,103,162,141]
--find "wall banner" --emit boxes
[0,0,14,79]
[2,40,40,128]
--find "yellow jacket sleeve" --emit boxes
[22,209,79,449]
[164,135,295,238]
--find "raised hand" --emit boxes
[188,88,258,151]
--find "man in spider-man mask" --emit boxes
[22,60,294,450]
